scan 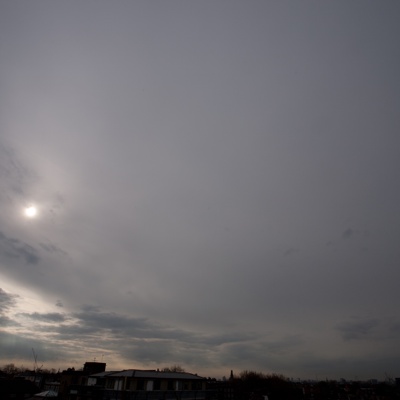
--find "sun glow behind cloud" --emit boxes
[24,205,38,218]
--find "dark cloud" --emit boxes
[0,231,40,265]
[39,242,68,257]
[2,286,400,379]
[32,305,264,369]
[17,312,67,323]
[0,288,18,311]
[336,318,380,341]
[198,332,257,347]
[218,335,304,368]
[389,321,400,333]
[120,339,179,364]
[0,288,19,327]
[71,307,258,349]
[0,143,32,200]
[48,324,102,338]
[0,331,65,363]
[0,315,19,327]
[73,309,151,332]
[71,307,215,344]
[298,353,400,381]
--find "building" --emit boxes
[66,369,207,400]
[0,377,40,400]
[59,362,107,399]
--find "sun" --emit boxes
[24,205,38,218]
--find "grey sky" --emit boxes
[1,1,399,380]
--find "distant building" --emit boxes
[83,362,107,375]
[16,370,60,394]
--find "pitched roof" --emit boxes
[32,390,58,398]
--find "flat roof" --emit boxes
[90,370,205,380]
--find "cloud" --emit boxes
[46,322,103,338]
[70,306,258,348]
[217,334,304,368]
[39,242,68,257]
[2,285,400,379]
[0,315,19,327]
[342,228,354,239]
[389,321,400,333]
[336,318,379,341]
[22,304,266,370]
[0,288,19,327]
[1,0,400,380]
[0,287,18,311]
[72,308,153,334]
[17,312,67,323]
[198,332,257,347]
[284,248,299,256]
[119,339,180,364]
[0,330,65,363]
[0,142,32,201]
[0,231,40,265]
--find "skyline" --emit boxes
[1,1,400,380]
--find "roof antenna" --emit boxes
[32,348,42,372]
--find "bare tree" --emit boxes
[162,365,186,373]
[1,363,22,375]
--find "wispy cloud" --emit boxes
[17,312,67,323]
[0,288,19,327]
[0,231,40,265]
[342,228,354,239]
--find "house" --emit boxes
[67,369,207,400]
[91,369,206,391]
[59,362,106,399]
[16,369,61,394]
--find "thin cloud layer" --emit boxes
[0,1,400,380]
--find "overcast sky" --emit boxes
[1,1,399,380]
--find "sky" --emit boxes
[0,1,400,381]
